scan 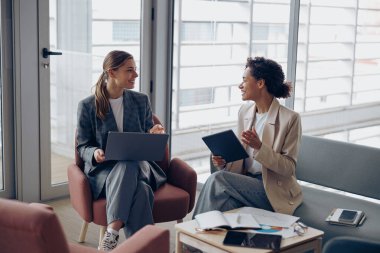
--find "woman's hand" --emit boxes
[149,124,165,134]
[94,148,106,163]
[241,128,262,150]
[212,155,226,168]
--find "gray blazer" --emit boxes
[77,89,165,199]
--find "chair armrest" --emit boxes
[112,225,169,253]
[167,158,197,212]
[69,226,169,253]
[29,202,54,211]
[67,163,93,222]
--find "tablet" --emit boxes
[223,231,282,251]
[105,132,169,161]
[202,129,249,163]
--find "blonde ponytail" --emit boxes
[94,50,133,120]
[95,72,109,120]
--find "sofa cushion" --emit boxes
[294,186,380,243]
[296,135,380,199]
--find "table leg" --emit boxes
[281,237,323,253]
[315,237,322,253]
[176,231,183,253]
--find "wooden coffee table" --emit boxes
[175,212,324,253]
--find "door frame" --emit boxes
[38,0,67,200]
[0,0,16,199]
[13,0,41,202]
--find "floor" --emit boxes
[47,194,198,252]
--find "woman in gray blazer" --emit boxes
[77,50,166,251]
[193,57,303,218]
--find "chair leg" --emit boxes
[78,221,89,243]
[177,219,183,223]
[99,226,107,248]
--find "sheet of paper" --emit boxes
[224,213,260,229]
[246,226,297,239]
[195,210,228,229]
[237,207,299,228]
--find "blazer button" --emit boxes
[289,201,294,205]
[277,181,282,186]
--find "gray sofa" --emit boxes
[208,135,380,244]
[294,135,380,244]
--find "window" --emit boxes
[179,88,214,106]
[181,22,214,41]
[48,0,142,185]
[296,0,380,148]
[172,0,380,179]
[172,0,291,177]
[113,21,140,41]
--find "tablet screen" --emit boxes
[202,130,249,163]
[223,231,282,251]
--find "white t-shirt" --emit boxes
[109,96,124,132]
[245,112,268,174]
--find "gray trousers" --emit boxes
[192,170,273,218]
[105,161,155,238]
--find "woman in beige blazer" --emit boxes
[193,57,302,217]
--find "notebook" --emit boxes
[202,129,249,163]
[195,210,260,230]
[105,132,169,161]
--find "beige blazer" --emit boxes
[225,98,303,215]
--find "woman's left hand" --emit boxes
[241,128,262,150]
[149,124,165,134]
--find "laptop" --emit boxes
[105,132,169,161]
[202,129,249,163]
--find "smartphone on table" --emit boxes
[223,231,282,251]
[338,210,358,223]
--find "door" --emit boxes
[39,0,146,200]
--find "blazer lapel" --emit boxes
[122,90,135,131]
[246,104,256,130]
[103,108,118,133]
[262,98,280,150]
[243,103,257,150]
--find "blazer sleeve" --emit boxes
[254,112,302,177]
[77,100,98,165]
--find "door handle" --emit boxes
[42,48,62,58]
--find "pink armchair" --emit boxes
[68,114,197,245]
[0,198,169,253]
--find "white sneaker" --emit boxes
[98,231,119,251]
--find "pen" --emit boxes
[236,214,241,224]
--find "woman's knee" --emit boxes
[118,160,140,169]
[113,161,139,176]
[208,170,227,182]
[136,181,154,200]
[106,161,140,187]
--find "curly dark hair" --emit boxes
[245,56,292,98]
